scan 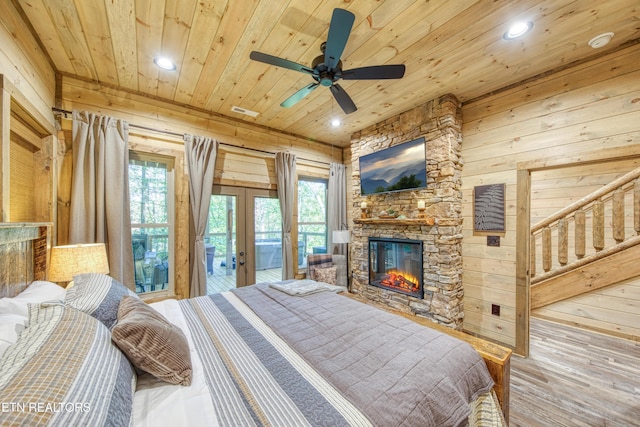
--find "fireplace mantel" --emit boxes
[354,218,436,226]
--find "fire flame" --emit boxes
[379,268,420,291]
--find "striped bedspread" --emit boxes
[179,285,502,427]
[179,292,371,426]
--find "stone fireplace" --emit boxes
[350,94,464,328]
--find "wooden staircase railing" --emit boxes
[530,166,640,288]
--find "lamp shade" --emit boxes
[48,243,110,283]
[332,230,351,244]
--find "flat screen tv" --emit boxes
[359,137,427,195]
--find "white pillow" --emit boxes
[0,297,29,318]
[0,281,66,359]
[11,280,66,303]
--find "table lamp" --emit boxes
[48,243,110,287]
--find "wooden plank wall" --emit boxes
[460,42,640,348]
[0,224,50,298]
[0,2,56,230]
[9,136,36,221]
[0,1,55,128]
[58,76,341,299]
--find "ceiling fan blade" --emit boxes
[341,64,406,80]
[281,83,319,108]
[250,51,315,75]
[330,84,357,114]
[324,8,355,70]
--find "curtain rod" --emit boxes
[52,107,332,166]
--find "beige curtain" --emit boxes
[184,134,218,297]
[275,152,297,280]
[69,110,135,289]
[328,162,347,255]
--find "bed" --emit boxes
[0,224,507,427]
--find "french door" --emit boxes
[206,186,282,293]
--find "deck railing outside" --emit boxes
[139,230,325,266]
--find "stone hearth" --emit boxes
[350,94,464,328]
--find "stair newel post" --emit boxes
[558,218,568,266]
[593,199,605,251]
[634,178,640,235]
[612,189,625,243]
[542,226,552,272]
[574,209,586,259]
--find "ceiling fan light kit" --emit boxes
[249,8,406,115]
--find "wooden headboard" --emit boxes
[0,223,50,298]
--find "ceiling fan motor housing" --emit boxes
[312,54,341,86]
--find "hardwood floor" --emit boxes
[510,317,640,426]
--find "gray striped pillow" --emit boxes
[0,304,135,426]
[65,273,137,330]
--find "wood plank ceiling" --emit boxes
[15,0,640,146]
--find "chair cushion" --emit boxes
[314,266,337,285]
[307,254,347,287]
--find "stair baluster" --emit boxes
[593,199,605,252]
[558,219,568,266]
[575,209,586,259]
[542,227,551,272]
[613,189,625,243]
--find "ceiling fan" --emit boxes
[249,8,406,114]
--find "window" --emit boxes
[129,152,174,295]
[297,178,328,268]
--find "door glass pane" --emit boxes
[207,195,237,294]
[254,196,282,283]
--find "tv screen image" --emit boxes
[359,137,427,195]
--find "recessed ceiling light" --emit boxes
[588,32,614,49]
[503,21,533,40]
[153,56,176,71]
[331,119,341,127]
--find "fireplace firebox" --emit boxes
[368,237,423,299]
